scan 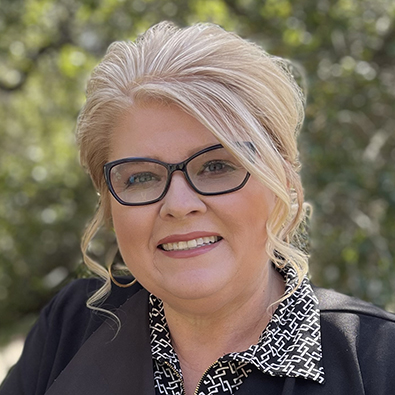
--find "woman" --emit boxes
[1,22,395,395]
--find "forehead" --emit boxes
[109,102,220,162]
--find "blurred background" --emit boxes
[0,0,394,379]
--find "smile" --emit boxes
[159,236,222,251]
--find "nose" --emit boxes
[159,172,207,219]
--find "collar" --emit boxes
[149,265,325,385]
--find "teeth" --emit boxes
[178,241,188,249]
[161,236,220,251]
[187,239,197,248]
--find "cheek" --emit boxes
[111,203,127,237]
[111,203,152,260]
[238,186,276,249]
[217,189,274,256]
[241,183,276,227]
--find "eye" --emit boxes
[199,160,236,176]
[125,172,161,188]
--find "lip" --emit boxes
[157,231,222,247]
[159,238,222,259]
[157,231,223,259]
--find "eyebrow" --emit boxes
[120,143,221,162]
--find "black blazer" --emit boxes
[1,278,395,394]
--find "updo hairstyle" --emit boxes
[76,21,308,310]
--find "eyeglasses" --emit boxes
[104,143,252,206]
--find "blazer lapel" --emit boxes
[45,288,155,395]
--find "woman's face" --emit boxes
[109,102,277,311]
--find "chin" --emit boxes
[157,273,230,302]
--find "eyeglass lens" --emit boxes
[108,146,249,205]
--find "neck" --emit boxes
[162,266,285,392]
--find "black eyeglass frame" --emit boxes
[103,143,252,206]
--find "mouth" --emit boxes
[158,236,223,251]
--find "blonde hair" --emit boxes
[76,21,309,311]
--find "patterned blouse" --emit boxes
[149,266,325,394]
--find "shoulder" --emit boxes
[48,277,142,318]
[313,285,395,322]
[313,286,395,391]
[40,277,145,350]
[50,278,141,310]
[314,285,395,343]
[0,278,144,394]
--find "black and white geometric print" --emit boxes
[150,299,185,394]
[150,299,181,373]
[193,360,253,394]
[153,360,184,395]
[149,265,325,395]
[228,267,325,384]
[153,358,253,395]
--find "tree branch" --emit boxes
[0,7,75,92]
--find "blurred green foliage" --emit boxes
[0,0,394,341]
